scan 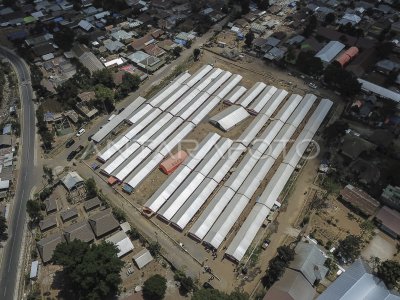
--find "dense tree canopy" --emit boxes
[0,216,7,240]
[174,270,196,295]
[245,32,255,48]
[263,245,295,288]
[143,274,167,300]
[335,235,362,263]
[54,27,75,51]
[303,15,317,37]
[85,178,97,199]
[296,51,323,76]
[377,260,400,290]
[324,62,361,97]
[26,199,42,222]
[53,240,124,300]
[92,69,114,88]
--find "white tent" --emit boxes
[236,82,267,107]
[223,86,247,104]
[176,92,211,120]
[125,108,163,140]
[286,94,317,127]
[251,120,284,155]
[274,94,302,122]
[237,114,270,147]
[101,141,140,175]
[184,65,213,87]
[188,96,221,126]
[113,146,152,181]
[182,133,221,170]
[303,99,333,134]
[209,106,250,132]
[146,117,184,150]
[213,74,242,99]
[224,153,259,192]
[134,112,173,145]
[259,89,288,118]
[247,85,278,115]
[147,73,190,107]
[98,135,130,162]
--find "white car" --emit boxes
[309,82,318,89]
[76,128,86,137]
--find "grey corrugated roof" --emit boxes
[88,208,119,237]
[84,197,102,211]
[315,41,345,63]
[37,233,63,263]
[60,207,78,222]
[317,259,400,300]
[289,242,328,285]
[64,220,95,243]
[39,215,57,231]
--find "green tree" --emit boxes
[143,274,167,300]
[303,15,317,37]
[92,69,114,88]
[117,73,141,98]
[262,245,295,288]
[94,84,115,113]
[324,12,336,24]
[54,27,75,51]
[377,260,400,290]
[255,0,270,10]
[26,200,42,222]
[148,241,161,257]
[53,240,124,299]
[335,235,362,263]
[0,216,8,240]
[296,51,323,76]
[85,178,97,199]
[241,0,250,14]
[193,48,201,61]
[277,245,295,262]
[324,62,361,97]
[174,270,196,295]
[173,46,183,57]
[245,32,255,48]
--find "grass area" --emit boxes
[144,61,192,99]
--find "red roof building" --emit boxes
[336,46,359,67]
[159,151,187,175]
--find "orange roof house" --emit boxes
[159,151,187,175]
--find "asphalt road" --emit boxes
[0,47,35,300]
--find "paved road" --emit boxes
[0,47,35,300]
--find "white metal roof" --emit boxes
[98,135,130,162]
[157,84,191,111]
[213,74,242,99]
[258,163,295,209]
[236,82,267,107]
[133,249,154,269]
[183,65,213,87]
[146,117,184,150]
[188,96,220,125]
[125,152,164,188]
[157,122,195,156]
[91,115,124,143]
[223,86,247,104]
[203,193,250,249]
[134,112,173,145]
[274,93,302,122]
[283,129,315,168]
[303,98,333,134]
[168,87,202,116]
[224,153,259,192]
[113,146,152,181]
[193,138,233,176]
[251,120,284,155]
[206,143,246,183]
[189,186,236,240]
[144,165,192,212]
[225,203,270,261]
[192,68,223,91]
[358,79,400,103]
[158,172,206,221]
[204,71,232,95]
[247,85,278,114]
[101,141,140,175]
[315,40,345,63]
[105,231,134,257]
[125,108,163,140]
[237,114,269,147]
[209,105,250,132]
[30,261,39,279]
[170,178,218,230]
[118,96,147,120]
[176,92,211,120]
[266,124,296,159]
[127,103,153,124]
[147,74,190,107]
[259,89,288,118]
[286,94,317,127]
[237,156,275,199]
[182,133,221,170]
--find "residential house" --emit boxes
[72,44,104,74]
[37,234,63,263]
[130,34,155,51]
[133,249,154,269]
[340,135,376,160]
[106,231,134,257]
[315,41,345,65]
[64,220,95,243]
[375,206,400,239]
[339,184,380,216]
[317,259,400,299]
[39,215,58,232]
[61,171,84,192]
[143,44,166,57]
[381,185,400,211]
[60,207,78,222]
[84,197,102,212]
[375,59,400,74]
[44,195,58,214]
[88,208,120,237]
[157,39,178,52]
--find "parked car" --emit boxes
[76,128,85,137]
[309,82,318,89]
[65,139,75,148]
[67,151,77,161]
[75,145,84,153]
[262,239,271,250]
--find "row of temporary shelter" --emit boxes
[143,92,321,249]
[225,98,333,262]
[96,65,245,190]
[211,83,289,131]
